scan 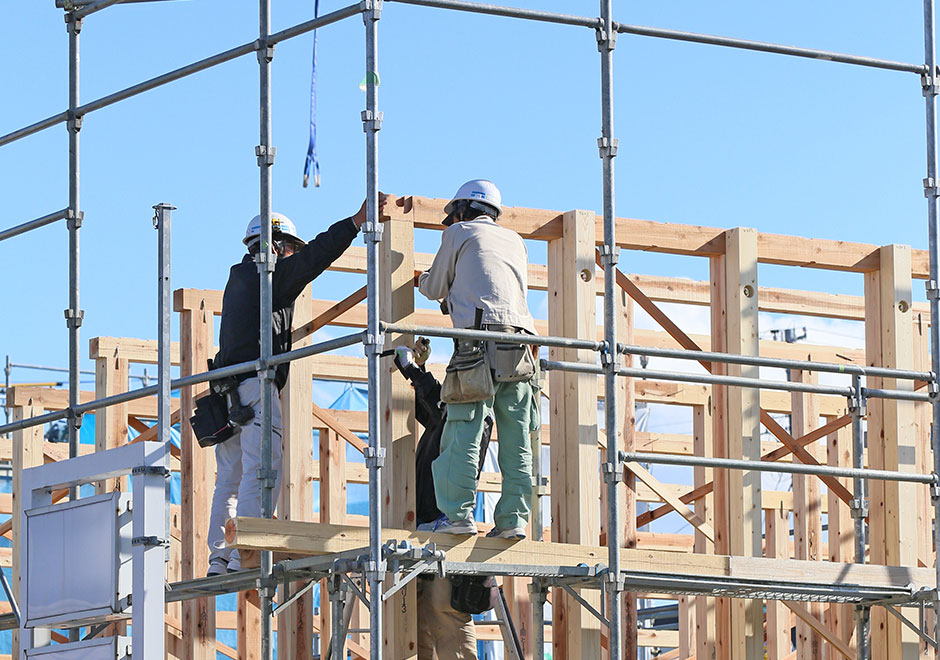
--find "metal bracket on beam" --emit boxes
[255,145,277,166]
[595,26,617,52]
[342,571,371,608]
[361,110,384,133]
[597,136,619,159]
[132,535,170,548]
[363,446,386,470]
[132,465,170,478]
[602,461,624,484]
[561,583,610,627]
[63,308,84,328]
[65,208,84,229]
[885,604,939,649]
[360,0,383,20]
[924,177,940,199]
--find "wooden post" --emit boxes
[864,245,918,659]
[826,413,855,658]
[791,369,822,660]
[11,395,44,659]
[693,403,717,660]
[766,503,791,660]
[175,289,217,660]
[380,213,417,659]
[548,209,601,660]
[238,590,261,660]
[710,227,762,659]
[319,422,347,652]
[617,289,639,660]
[91,345,128,493]
[278,285,314,660]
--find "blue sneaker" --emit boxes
[418,514,477,535]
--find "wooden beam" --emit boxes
[625,462,715,542]
[291,285,367,343]
[94,354,129,493]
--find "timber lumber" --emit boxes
[388,195,931,277]
[226,518,935,592]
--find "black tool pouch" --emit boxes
[485,324,537,383]
[449,575,498,614]
[190,391,235,448]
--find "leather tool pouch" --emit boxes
[190,391,235,448]
[441,339,494,404]
[485,324,537,383]
[450,575,498,614]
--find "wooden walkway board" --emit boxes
[226,518,935,592]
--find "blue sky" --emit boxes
[1,1,934,388]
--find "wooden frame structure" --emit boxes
[7,195,938,659]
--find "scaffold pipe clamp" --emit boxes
[930,474,940,501]
[602,461,624,484]
[923,71,938,97]
[924,177,940,199]
[595,25,617,51]
[65,208,84,229]
[926,280,940,301]
[63,307,84,328]
[360,0,383,19]
[255,144,277,166]
[364,446,386,469]
[597,136,619,159]
[850,497,869,520]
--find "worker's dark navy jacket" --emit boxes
[214,216,359,391]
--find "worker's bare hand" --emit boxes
[353,192,389,228]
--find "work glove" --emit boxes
[414,337,431,366]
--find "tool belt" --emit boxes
[450,574,497,614]
[189,361,255,448]
[484,324,537,383]
[440,337,494,404]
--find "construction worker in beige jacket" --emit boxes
[417,179,538,541]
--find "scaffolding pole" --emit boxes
[363,3,385,660]
[922,0,940,654]
[597,0,623,658]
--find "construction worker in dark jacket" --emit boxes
[207,196,386,576]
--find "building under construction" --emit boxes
[3,1,940,659]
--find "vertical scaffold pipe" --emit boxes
[597,1,623,658]
[363,3,385,659]
[257,0,277,658]
[922,0,940,651]
[155,203,175,562]
[850,376,870,660]
[66,13,83,645]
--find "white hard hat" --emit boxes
[443,179,502,219]
[243,212,304,246]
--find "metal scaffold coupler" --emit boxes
[362,559,387,584]
[362,222,384,239]
[63,307,84,329]
[255,144,277,166]
[254,249,276,273]
[926,280,940,301]
[363,446,386,470]
[600,342,616,367]
[928,379,940,400]
[361,110,384,133]
[924,177,940,199]
[255,468,278,490]
[64,12,83,32]
[66,112,83,133]
[256,40,275,64]
[602,461,624,484]
[258,366,277,383]
[930,475,940,501]
[598,243,620,266]
[596,136,619,160]
[595,25,617,52]
[65,208,84,229]
[850,497,869,520]
[360,0,383,20]
[603,571,626,593]
[923,70,939,98]
[363,332,385,354]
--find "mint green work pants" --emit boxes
[432,380,534,530]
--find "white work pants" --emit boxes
[207,377,283,567]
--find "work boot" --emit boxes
[486,526,526,540]
[207,557,229,577]
[418,514,478,535]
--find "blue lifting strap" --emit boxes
[303,0,321,188]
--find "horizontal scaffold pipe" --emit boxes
[0,4,361,148]
[0,332,364,436]
[617,342,935,383]
[542,359,932,403]
[614,22,928,74]
[622,451,939,485]
[0,208,70,242]
[72,0,125,20]
[387,0,599,28]
[542,359,855,398]
[55,0,166,7]
[382,322,604,351]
